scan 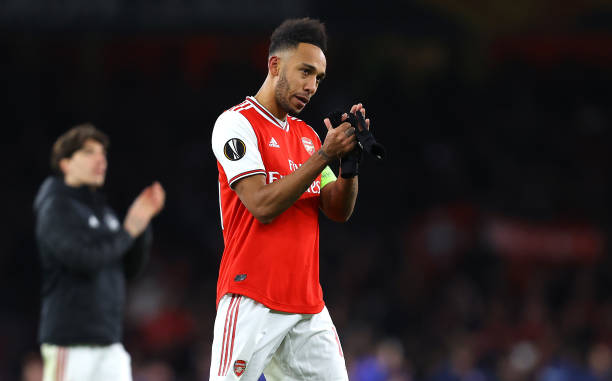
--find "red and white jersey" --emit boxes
[211,96,325,314]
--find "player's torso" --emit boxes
[214,98,326,312]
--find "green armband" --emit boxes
[321,166,337,189]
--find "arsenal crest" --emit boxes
[301,137,315,155]
[234,360,247,377]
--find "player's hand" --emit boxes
[123,181,166,237]
[321,116,357,162]
[139,181,166,216]
[350,103,370,132]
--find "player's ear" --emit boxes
[59,158,71,177]
[268,55,281,77]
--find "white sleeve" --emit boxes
[211,110,266,187]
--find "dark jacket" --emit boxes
[33,176,152,345]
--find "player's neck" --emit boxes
[254,81,287,122]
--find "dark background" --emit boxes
[3,1,612,380]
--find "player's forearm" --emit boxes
[320,176,358,222]
[248,149,330,224]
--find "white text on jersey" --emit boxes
[266,159,321,194]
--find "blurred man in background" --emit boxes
[33,124,166,381]
[210,17,368,380]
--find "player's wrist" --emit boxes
[123,223,140,238]
[317,148,332,163]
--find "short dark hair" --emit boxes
[269,17,327,56]
[50,123,109,175]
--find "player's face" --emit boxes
[61,139,107,188]
[275,43,326,115]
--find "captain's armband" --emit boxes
[320,166,337,189]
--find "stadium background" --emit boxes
[3,1,612,380]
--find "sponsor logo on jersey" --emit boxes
[234,360,247,377]
[269,137,280,148]
[268,169,320,194]
[288,159,300,172]
[268,171,282,184]
[234,274,247,282]
[301,137,315,155]
[307,180,321,194]
[224,138,246,161]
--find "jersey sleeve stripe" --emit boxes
[232,104,253,113]
[228,169,266,186]
[228,101,249,112]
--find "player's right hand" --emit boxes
[321,116,357,161]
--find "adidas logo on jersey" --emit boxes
[269,137,280,148]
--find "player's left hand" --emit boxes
[349,103,370,132]
[350,102,385,161]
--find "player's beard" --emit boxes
[274,69,301,116]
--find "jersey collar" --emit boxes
[246,96,289,132]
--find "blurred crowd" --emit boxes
[3,5,612,381]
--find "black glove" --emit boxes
[327,110,362,178]
[352,110,385,161]
[327,108,386,178]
